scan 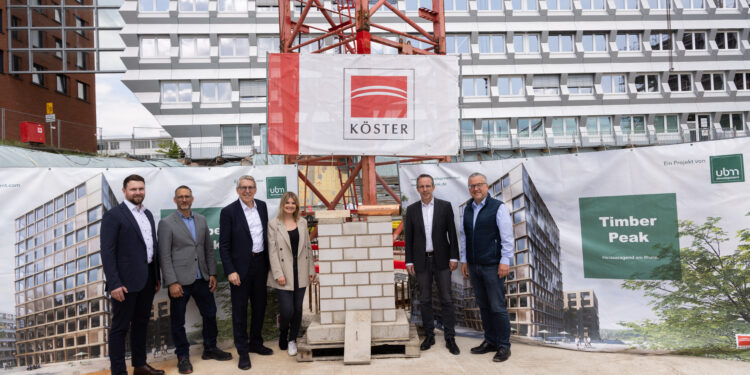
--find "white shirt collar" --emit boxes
[421,198,434,208]
[124,199,145,213]
[472,195,488,209]
[240,199,255,211]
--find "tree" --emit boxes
[156,140,183,159]
[621,214,750,353]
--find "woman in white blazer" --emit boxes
[267,191,316,356]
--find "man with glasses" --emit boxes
[460,172,514,363]
[219,175,273,370]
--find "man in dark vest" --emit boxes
[460,172,514,363]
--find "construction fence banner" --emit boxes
[398,137,750,356]
[0,165,298,351]
[267,53,460,156]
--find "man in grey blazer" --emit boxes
[158,185,232,374]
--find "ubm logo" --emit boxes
[710,154,745,184]
[266,176,287,199]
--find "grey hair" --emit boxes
[467,172,487,185]
[236,175,256,188]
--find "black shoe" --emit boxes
[202,347,233,361]
[420,335,435,351]
[279,338,288,351]
[237,353,251,371]
[177,357,193,374]
[470,340,498,354]
[493,347,511,362]
[249,344,274,356]
[446,338,460,355]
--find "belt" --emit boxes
[425,252,434,257]
[251,251,264,257]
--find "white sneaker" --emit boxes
[288,341,297,356]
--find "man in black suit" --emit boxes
[101,174,164,375]
[404,173,461,355]
[219,175,273,370]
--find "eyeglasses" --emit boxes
[238,186,256,191]
[468,183,487,190]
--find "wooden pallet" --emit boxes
[296,325,420,362]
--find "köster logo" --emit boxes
[710,154,744,184]
[350,76,408,118]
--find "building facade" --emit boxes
[13,175,117,366]
[564,289,601,340]
[0,313,16,368]
[118,0,750,160]
[1,2,97,152]
[97,135,176,159]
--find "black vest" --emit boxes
[463,196,502,265]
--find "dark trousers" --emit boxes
[468,263,511,348]
[229,255,268,355]
[109,266,156,375]
[169,278,218,358]
[277,286,306,343]
[416,254,456,339]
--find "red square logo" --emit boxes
[350,76,408,118]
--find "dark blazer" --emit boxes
[158,211,216,286]
[219,199,269,280]
[404,198,459,273]
[101,202,160,292]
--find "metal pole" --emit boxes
[1,108,5,140]
[57,120,61,149]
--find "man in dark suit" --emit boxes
[404,173,461,355]
[219,175,273,371]
[101,174,164,375]
[158,185,232,374]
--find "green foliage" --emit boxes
[156,140,182,159]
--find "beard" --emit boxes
[128,195,144,205]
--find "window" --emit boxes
[478,35,504,53]
[498,76,524,96]
[616,33,641,51]
[180,37,210,58]
[547,0,572,10]
[32,31,44,48]
[56,75,68,94]
[582,33,607,52]
[551,118,578,136]
[713,0,736,7]
[75,17,85,36]
[12,55,21,77]
[734,72,750,91]
[32,65,45,86]
[580,0,605,9]
[648,0,668,8]
[109,141,120,150]
[683,32,706,50]
[180,0,208,11]
[77,82,89,101]
[77,52,86,69]
[512,0,538,10]
[715,32,738,50]
[620,116,646,134]
[222,125,253,146]
[446,35,470,54]
[517,118,544,138]
[654,115,679,133]
[683,0,703,8]
[532,75,560,95]
[239,80,266,102]
[568,74,594,94]
[548,34,573,52]
[483,119,510,136]
[701,73,724,91]
[405,0,430,10]
[201,81,232,103]
[11,17,20,41]
[54,39,63,59]
[614,0,638,7]
[601,74,626,93]
[462,77,489,96]
[257,37,280,60]
[444,0,469,10]
[140,37,170,59]
[161,82,192,103]
[140,0,170,11]
[719,114,743,131]
[635,74,659,92]
[668,73,692,92]
[650,32,672,51]
[54,8,62,23]
[218,0,247,12]
[219,37,249,57]
[513,33,540,53]
[0,51,3,74]
[461,120,475,136]
[477,0,503,10]
[586,116,612,135]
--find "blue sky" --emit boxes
[95,74,162,138]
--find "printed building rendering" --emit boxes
[564,289,601,340]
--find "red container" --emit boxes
[20,122,46,144]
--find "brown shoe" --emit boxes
[133,364,165,375]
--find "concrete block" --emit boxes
[382,284,395,297]
[369,271,394,284]
[383,309,397,322]
[332,286,357,298]
[319,286,331,299]
[318,273,343,286]
[316,236,330,249]
[317,223,342,236]
[342,222,368,235]
[320,298,345,312]
[317,261,331,274]
[356,260,382,272]
[356,235,381,247]
[357,285,383,297]
[305,309,409,344]
[371,309,410,340]
[331,261,356,273]
[369,247,393,259]
[344,310,372,365]
[371,309,384,322]
[306,320,345,343]
[371,297,395,309]
[381,259,394,271]
[320,312,333,324]
[344,273,369,285]
[318,249,343,261]
[315,211,349,220]
[368,221,393,234]
[331,235,355,248]
[380,235,393,247]
[333,311,346,324]
[345,298,370,310]
[343,247,368,260]
[366,216,392,223]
